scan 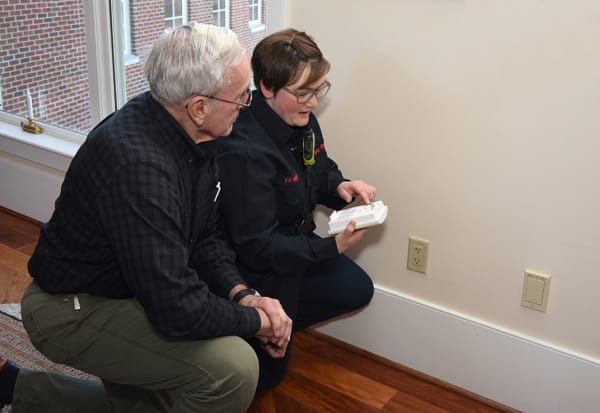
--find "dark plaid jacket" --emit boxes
[29,92,260,339]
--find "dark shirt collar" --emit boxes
[144,91,216,161]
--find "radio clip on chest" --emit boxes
[295,128,316,236]
[302,129,316,166]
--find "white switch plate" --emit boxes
[521,269,551,312]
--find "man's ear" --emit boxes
[188,95,209,124]
[259,80,275,99]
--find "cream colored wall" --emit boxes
[290,0,600,361]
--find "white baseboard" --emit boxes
[0,150,64,222]
[317,286,600,413]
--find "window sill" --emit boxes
[0,113,82,172]
[249,22,266,33]
[124,53,140,66]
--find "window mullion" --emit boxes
[83,0,117,126]
[110,0,128,108]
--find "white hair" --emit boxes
[144,22,245,106]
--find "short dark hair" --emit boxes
[251,28,330,95]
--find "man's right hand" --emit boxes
[238,295,292,358]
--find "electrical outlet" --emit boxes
[407,236,430,274]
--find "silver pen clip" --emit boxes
[214,181,221,202]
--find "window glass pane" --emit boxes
[212,0,228,28]
[164,0,184,30]
[249,0,259,22]
[164,0,173,18]
[122,0,131,55]
[0,0,93,134]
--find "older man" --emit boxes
[0,23,291,413]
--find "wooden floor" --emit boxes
[0,207,518,413]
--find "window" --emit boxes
[212,0,230,28]
[249,0,261,25]
[165,0,187,30]
[249,0,261,22]
[248,0,265,32]
[0,0,279,147]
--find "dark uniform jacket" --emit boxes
[217,91,350,278]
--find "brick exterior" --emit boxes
[0,0,90,132]
[0,0,267,134]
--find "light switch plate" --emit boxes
[521,270,551,312]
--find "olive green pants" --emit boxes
[14,282,258,413]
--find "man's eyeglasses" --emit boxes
[201,88,252,108]
[283,81,331,104]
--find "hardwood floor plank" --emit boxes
[247,389,278,413]
[16,240,39,257]
[295,331,512,413]
[270,393,312,413]
[0,208,41,252]
[288,345,397,409]
[383,390,452,413]
[0,243,31,274]
[0,210,40,303]
[0,244,32,303]
[0,265,30,304]
[275,372,383,413]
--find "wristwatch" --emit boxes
[232,288,260,303]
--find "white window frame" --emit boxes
[212,0,230,28]
[248,0,265,32]
[0,0,287,173]
[121,0,132,55]
[165,0,188,30]
[118,0,140,66]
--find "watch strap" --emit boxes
[233,288,260,303]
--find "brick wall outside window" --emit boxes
[0,0,90,132]
[0,0,267,134]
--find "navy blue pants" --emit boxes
[240,249,374,391]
